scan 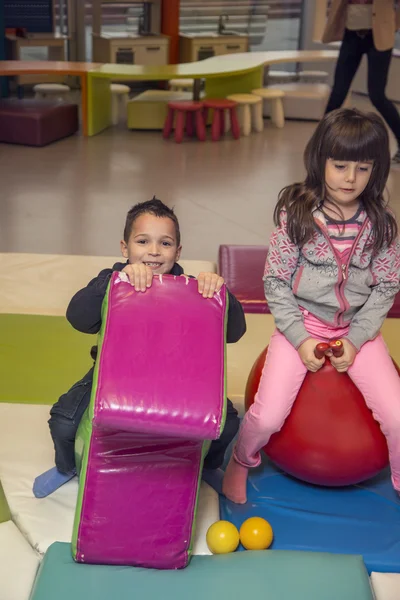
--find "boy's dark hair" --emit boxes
[123,197,181,246]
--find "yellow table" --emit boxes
[87,50,339,136]
[0,50,339,137]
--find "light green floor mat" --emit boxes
[0,314,94,404]
[0,482,11,523]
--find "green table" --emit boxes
[87,50,339,136]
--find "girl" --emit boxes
[223,108,400,504]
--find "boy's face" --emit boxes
[120,213,181,275]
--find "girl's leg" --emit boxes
[348,335,400,492]
[223,329,308,503]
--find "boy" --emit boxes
[33,198,246,498]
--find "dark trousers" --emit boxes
[326,29,400,144]
[49,368,240,474]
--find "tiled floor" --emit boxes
[1,94,399,263]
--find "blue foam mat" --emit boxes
[220,456,400,573]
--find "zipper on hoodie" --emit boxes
[315,218,368,325]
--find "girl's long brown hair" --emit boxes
[274,108,397,252]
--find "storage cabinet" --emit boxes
[180,34,248,63]
[5,34,68,84]
[92,33,169,66]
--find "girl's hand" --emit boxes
[329,339,357,372]
[298,338,326,372]
[122,264,153,292]
[197,273,224,298]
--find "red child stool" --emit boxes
[163,101,206,143]
[203,99,240,141]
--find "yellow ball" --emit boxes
[206,520,240,554]
[239,517,273,550]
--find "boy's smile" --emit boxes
[120,213,181,275]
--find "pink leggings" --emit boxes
[234,313,400,490]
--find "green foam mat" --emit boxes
[0,481,11,523]
[31,542,373,600]
[0,314,93,404]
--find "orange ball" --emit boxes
[239,517,273,550]
[206,520,240,554]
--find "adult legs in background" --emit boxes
[325,29,364,113]
[366,41,400,160]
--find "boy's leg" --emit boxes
[223,330,308,503]
[48,415,82,474]
[204,400,239,470]
[347,335,400,492]
[33,368,93,498]
[202,400,239,494]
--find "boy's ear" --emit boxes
[176,245,182,262]
[120,239,129,259]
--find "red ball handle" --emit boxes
[314,343,330,359]
[329,339,344,358]
[314,340,344,359]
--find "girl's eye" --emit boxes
[359,166,369,172]
[334,165,345,170]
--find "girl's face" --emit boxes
[325,158,374,208]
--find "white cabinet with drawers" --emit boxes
[179,34,248,63]
[93,34,169,66]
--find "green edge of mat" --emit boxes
[71,282,111,557]
[0,481,11,524]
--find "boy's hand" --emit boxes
[329,339,356,373]
[298,338,326,372]
[197,272,224,298]
[122,264,153,292]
